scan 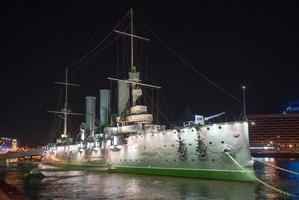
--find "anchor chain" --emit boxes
[225,152,298,198]
[255,159,299,175]
[176,133,187,161]
[195,131,206,157]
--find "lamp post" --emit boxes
[242,85,246,120]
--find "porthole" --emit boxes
[212,159,215,162]
[219,126,222,129]
[189,143,192,146]
[171,144,175,147]
[221,141,224,144]
[191,129,194,132]
[209,142,212,145]
[207,128,210,130]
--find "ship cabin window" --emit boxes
[196,116,203,121]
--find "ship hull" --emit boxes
[43,121,256,182]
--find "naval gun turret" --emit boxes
[183,112,226,127]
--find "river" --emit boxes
[0,158,298,200]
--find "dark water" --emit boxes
[1,158,299,200]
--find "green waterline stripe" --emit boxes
[109,166,257,182]
[43,162,108,167]
[44,162,254,173]
[110,165,255,173]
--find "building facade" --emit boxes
[248,114,299,153]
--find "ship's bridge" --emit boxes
[126,105,153,123]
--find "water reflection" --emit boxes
[36,172,259,200]
[0,158,298,200]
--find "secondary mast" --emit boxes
[48,67,82,141]
[63,67,68,138]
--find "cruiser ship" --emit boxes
[43,9,256,181]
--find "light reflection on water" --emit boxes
[1,158,298,200]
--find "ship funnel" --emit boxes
[85,96,96,137]
[118,82,129,116]
[99,89,111,127]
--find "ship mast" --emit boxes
[48,67,82,140]
[130,8,134,71]
[63,67,69,138]
[111,9,159,118]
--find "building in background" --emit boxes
[248,113,299,153]
[284,103,299,114]
[0,137,18,152]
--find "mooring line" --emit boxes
[225,152,298,198]
[255,159,299,175]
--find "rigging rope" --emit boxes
[137,17,242,103]
[255,159,299,175]
[68,10,131,70]
[225,152,298,198]
[48,86,64,143]
[144,92,173,127]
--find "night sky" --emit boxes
[1,1,299,146]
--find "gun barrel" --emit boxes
[204,112,225,121]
